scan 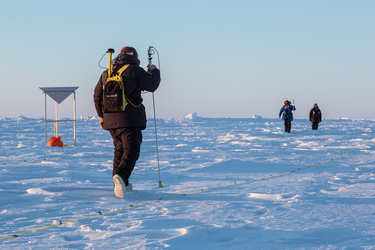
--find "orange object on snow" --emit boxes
[48,136,64,147]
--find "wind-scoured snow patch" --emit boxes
[261,128,271,133]
[72,153,86,157]
[79,225,113,240]
[231,141,250,146]
[41,160,60,165]
[176,227,188,236]
[249,193,283,201]
[248,193,300,203]
[217,133,237,142]
[192,147,211,153]
[26,188,59,196]
[321,183,375,198]
[0,209,10,214]
[238,134,256,141]
[9,177,67,184]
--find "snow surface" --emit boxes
[1,115,375,249]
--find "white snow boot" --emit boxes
[113,174,126,199]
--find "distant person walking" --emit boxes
[94,46,161,199]
[309,103,322,130]
[279,100,296,133]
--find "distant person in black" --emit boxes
[279,100,296,133]
[309,103,322,130]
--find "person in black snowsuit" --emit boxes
[94,46,161,198]
[279,100,296,133]
[309,103,322,130]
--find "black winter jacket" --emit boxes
[94,55,160,130]
[309,107,322,123]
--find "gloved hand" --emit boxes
[147,64,156,72]
[99,117,104,129]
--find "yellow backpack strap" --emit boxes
[107,64,130,78]
[117,64,130,75]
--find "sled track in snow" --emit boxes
[0,147,358,241]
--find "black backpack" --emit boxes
[102,64,141,113]
[314,109,321,121]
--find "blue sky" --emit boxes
[0,0,374,119]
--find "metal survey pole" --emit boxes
[55,101,58,137]
[44,93,47,145]
[73,92,76,146]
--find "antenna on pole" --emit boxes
[148,46,163,188]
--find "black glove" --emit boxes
[147,64,156,72]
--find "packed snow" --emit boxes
[1,115,375,249]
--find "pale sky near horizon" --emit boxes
[0,0,374,119]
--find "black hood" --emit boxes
[112,54,140,66]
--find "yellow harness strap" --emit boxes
[107,64,130,82]
[116,64,130,76]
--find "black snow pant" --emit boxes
[284,118,291,133]
[312,122,319,130]
[109,127,143,186]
